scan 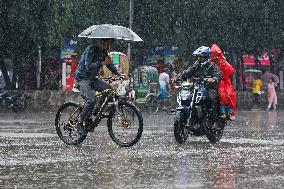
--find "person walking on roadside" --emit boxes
[252,76,263,109]
[266,78,277,111]
[158,68,170,110]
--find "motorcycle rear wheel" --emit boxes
[174,112,188,144]
[206,119,225,143]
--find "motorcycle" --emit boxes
[173,77,227,144]
[0,90,30,112]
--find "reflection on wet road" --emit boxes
[0,110,283,188]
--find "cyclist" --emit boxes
[74,39,123,135]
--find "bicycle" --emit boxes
[144,82,178,115]
[55,77,143,147]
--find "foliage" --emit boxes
[0,0,283,88]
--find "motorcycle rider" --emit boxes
[74,38,122,135]
[210,44,236,121]
[180,46,221,111]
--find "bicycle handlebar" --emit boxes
[100,76,123,82]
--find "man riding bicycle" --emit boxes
[74,38,123,135]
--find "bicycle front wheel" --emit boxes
[107,101,143,147]
[55,102,87,145]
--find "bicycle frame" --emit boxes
[79,77,126,128]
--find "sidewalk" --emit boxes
[1,90,282,111]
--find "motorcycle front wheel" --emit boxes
[174,112,189,144]
[55,102,87,145]
[107,101,143,147]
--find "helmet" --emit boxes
[192,46,211,59]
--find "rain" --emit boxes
[0,0,284,188]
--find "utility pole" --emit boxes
[36,46,42,89]
[127,0,134,59]
[0,58,11,89]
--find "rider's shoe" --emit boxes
[228,113,236,121]
[220,113,226,119]
[75,122,87,135]
[85,118,95,132]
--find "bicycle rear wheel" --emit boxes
[55,102,87,145]
[145,94,159,114]
[108,101,143,147]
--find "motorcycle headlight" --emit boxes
[180,90,191,100]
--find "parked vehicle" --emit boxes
[173,77,227,144]
[0,90,30,112]
[133,66,159,99]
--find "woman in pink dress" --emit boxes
[266,78,277,111]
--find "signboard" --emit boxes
[60,40,78,60]
[243,54,255,66]
[145,46,178,65]
[144,47,164,65]
[164,46,178,64]
[61,39,78,90]
[258,52,270,66]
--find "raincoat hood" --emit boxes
[210,44,224,62]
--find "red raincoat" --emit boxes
[210,44,237,115]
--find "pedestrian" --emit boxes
[210,44,236,121]
[158,68,170,110]
[252,76,263,109]
[74,38,123,135]
[266,78,277,111]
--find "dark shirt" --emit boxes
[75,45,119,81]
[181,60,221,88]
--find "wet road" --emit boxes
[0,110,284,189]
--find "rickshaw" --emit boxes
[132,66,159,110]
[100,52,130,97]
[100,52,129,77]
